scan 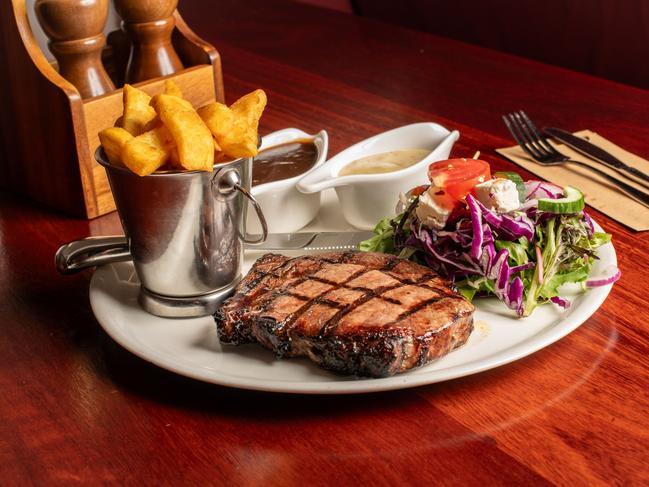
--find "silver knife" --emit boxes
[248,230,374,251]
[55,231,374,274]
[544,127,649,189]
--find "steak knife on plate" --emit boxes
[55,231,374,274]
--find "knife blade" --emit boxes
[56,231,376,274]
[246,230,374,251]
[543,127,649,189]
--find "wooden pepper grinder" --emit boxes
[114,0,184,83]
[35,0,115,98]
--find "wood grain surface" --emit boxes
[1,0,648,485]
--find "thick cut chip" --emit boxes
[195,104,226,155]
[197,102,234,141]
[122,137,168,176]
[121,84,157,136]
[121,123,177,175]
[151,94,214,171]
[164,79,183,98]
[226,89,266,157]
[137,123,175,154]
[140,123,182,168]
[162,80,193,110]
[198,89,266,158]
[98,127,133,166]
[231,89,267,117]
[172,97,194,111]
[100,84,266,175]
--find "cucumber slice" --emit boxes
[494,171,526,202]
[538,186,585,213]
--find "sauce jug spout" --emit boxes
[433,130,460,157]
[296,163,339,193]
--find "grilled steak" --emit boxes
[215,251,474,377]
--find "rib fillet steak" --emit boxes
[215,251,475,377]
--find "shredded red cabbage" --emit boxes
[551,296,571,309]
[525,181,563,200]
[384,179,613,317]
[406,194,535,315]
[583,211,595,238]
[466,195,483,259]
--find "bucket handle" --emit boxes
[214,169,268,245]
[234,182,268,244]
[55,236,130,274]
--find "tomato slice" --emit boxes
[428,158,491,206]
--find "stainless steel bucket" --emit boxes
[94,148,267,317]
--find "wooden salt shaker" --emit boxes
[114,0,184,83]
[34,0,115,98]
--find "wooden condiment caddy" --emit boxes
[0,0,224,218]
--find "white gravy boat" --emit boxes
[247,128,328,234]
[296,123,459,230]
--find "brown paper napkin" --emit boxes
[496,130,649,231]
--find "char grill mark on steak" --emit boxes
[285,257,417,338]
[318,271,458,338]
[244,258,373,349]
[216,252,474,377]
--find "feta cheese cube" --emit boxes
[475,178,520,213]
[416,188,451,229]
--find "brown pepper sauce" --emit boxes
[252,138,318,186]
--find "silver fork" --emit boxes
[503,110,649,208]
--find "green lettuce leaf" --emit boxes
[495,238,531,266]
[359,217,396,253]
[522,215,612,316]
[540,265,590,299]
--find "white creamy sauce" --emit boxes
[339,149,430,176]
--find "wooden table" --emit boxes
[2,0,648,484]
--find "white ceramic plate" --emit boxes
[89,191,616,394]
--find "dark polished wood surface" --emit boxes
[353,0,649,91]
[2,0,648,484]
